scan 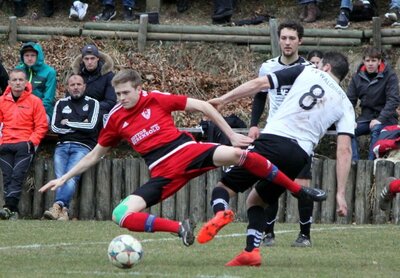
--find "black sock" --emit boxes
[264,201,278,236]
[210,186,230,214]
[245,206,265,252]
[298,198,313,238]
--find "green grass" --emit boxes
[0,221,398,278]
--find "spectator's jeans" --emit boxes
[54,143,90,208]
[103,0,135,8]
[351,121,384,161]
[0,142,34,211]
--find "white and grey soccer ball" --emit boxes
[108,234,143,268]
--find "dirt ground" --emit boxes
[0,0,394,29]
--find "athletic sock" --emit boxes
[121,212,180,233]
[211,186,230,214]
[264,201,278,235]
[245,206,265,252]
[389,179,400,193]
[240,151,301,194]
[298,198,313,237]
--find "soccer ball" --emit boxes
[108,234,143,268]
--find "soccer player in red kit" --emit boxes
[39,69,326,246]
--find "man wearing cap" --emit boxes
[16,42,57,123]
[70,44,116,127]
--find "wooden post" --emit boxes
[19,177,33,218]
[373,160,394,224]
[285,191,297,223]
[111,159,125,210]
[336,162,356,224]
[138,14,149,53]
[96,159,112,220]
[176,181,189,221]
[161,195,176,220]
[320,159,336,223]
[311,158,324,222]
[236,187,251,222]
[269,18,280,57]
[354,160,374,224]
[189,175,206,223]
[125,158,140,196]
[79,166,96,220]
[372,17,382,51]
[8,16,17,45]
[44,159,55,211]
[32,158,44,218]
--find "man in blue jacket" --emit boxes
[16,42,57,123]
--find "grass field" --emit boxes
[0,220,398,278]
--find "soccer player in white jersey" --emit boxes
[198,52,355,266]
[39,69,326,248]
[249,20,316,248]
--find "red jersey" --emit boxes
[99,90,195,161]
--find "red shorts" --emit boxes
[133,142,219,207]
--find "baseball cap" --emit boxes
[81,44,99,57]
[20,43,38,55]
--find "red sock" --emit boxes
[240,151,301,194]
[389,180,400,193]
[121,212,180,233]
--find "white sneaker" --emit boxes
[69,6,79,20]
[74,1,89,20]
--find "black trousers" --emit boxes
[0,142,34,211]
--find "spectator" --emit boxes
[69,1,89,21]
[0,69,48,220]
[16,42,57,123]
[96,0,135,21]
[335,0,379,29]
[307,49,324,67]
[70,44,117,126]
[385,1,400,26]
[43,74,101,221]
[347,46,400,161]
[12,0,27,17]
[212,0,234,24]
[177,0,189,13]
[0,61,9,94]
[297,0,321,23]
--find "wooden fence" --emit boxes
[0,16,396,54]
[1,157,399,224]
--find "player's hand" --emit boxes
[39,178,65,193]
[229,132,254,147]
[336,193,348,217]
[248,126,260,140]
[208,98,224,111]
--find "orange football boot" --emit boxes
[225,248,261,267]
[197,210,234,244]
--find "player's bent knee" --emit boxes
[112,196,130,225]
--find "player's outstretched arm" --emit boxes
[185,98,253,147]
[335,134,352,216]
[39,144,111,193]
[213,76,270,106]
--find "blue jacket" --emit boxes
[16,42,57,119]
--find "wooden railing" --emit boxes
[1,157,399,224]
[0,16,391,53]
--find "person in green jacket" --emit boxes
[16,42,57,123]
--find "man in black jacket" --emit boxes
[43,74,101,221]
[347,47,400,161]
[71,44,117,128]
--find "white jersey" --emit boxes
[258,56,312,120]
[262,65,355,155]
